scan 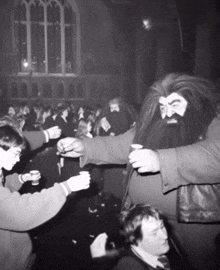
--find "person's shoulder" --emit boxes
[115,255,147,270]
[206,116,220,139]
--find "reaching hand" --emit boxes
[90,233,108,258]
[129,148,160,173]
[57,137,85,158]
[65,173,90,192]
[21,171,41,182]
[46,126,62,139]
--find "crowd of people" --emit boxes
[1,73,220,270]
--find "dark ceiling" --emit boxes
[110,0,220,21]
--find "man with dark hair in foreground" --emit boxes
[90,204,172,270]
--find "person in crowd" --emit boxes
[90,204,180,270]
[76,119,93,139]
[23,101,43,131]
[55,102,73,138]
[15,113,27,131]
[94,97,137,200]
[57,73,220,270]
[92,104,103,135]
[0,124,91,270]
[95,97,135,137]
[77,105,86,121]
[61,119,93,181]
[66,101,77,127]
[0,115,62,189]
[34,105,52,130]
[19,101,30,117]
[0,114,61,151]
[75,105,92,128]
[43,103,59,130]
[7,102,20,118]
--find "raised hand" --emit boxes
[129,148,160,173]
[57,137,85,158]
[46,126,62,139]
[65,173,90,192]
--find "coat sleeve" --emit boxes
[22,131,46,151]
[80,128,135,167]
[158,117,220,193]
[4,173,22,192]
[0,183,67,231]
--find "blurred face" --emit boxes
[159,93,188,124]
[137,217,169,256]
[44,110,51,118]
[78,107,84,114]
[87,122,92,133]
[24,106,30,115]
[62,109,69,118]
[8,107,16,116]
[0,146,22,171]
[110,103,120,112]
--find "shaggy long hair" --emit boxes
[133,73,220,149]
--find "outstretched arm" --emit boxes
[57,128,135,167]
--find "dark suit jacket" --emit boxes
[114,249,157,270]
[54,116,73,137]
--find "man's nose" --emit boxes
[166,105,175,118]
[159,228,168,239]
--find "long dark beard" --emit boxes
[134,107,215,150]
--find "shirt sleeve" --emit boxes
[22,131,46,151]
[80,128,135,167]
[4,173,23,192]
[0,183,67,231]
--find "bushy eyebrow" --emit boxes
[168,99,182,105]
[159,99,182,105]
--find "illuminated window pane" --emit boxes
[48,24,61,73]
[47,1,60,23]
[14,2,26,21]
[65,5,75,24]
[31,22,45,72]
[30,1,44,22]
[14,23,27,72]
[65,25,76,73]
[14,0,78,75]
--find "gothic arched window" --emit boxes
[14,0,80,75]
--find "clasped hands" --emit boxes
[57,138,160,173]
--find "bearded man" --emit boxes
[57,73,220,270]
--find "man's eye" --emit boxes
[172,102,181,108]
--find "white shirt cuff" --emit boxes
[43,130,49,143]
